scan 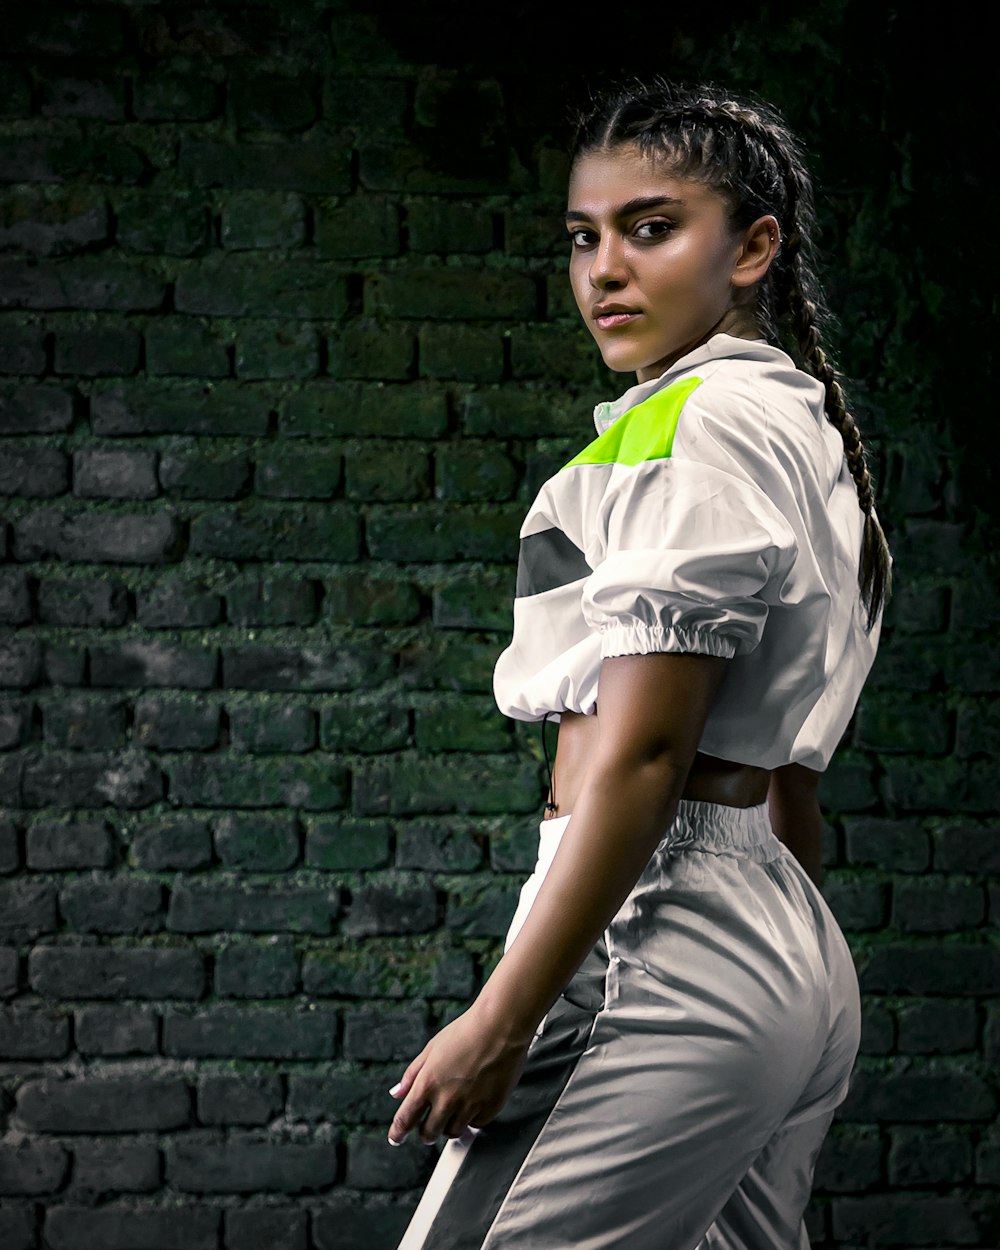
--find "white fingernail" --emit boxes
[388,1135,403,1147]
[389,1081,402,1096]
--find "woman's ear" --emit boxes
[731,214,781,288]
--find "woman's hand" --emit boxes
[387,1003,532,1147]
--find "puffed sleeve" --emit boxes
[580,454,800,659]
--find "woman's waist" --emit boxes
[544,709,772,820]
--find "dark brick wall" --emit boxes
[0,2,996,1247]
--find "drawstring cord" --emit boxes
[541,711,558,816]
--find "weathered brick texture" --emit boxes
[0,2,995,1248]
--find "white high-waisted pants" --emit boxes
[395,799,861,1250]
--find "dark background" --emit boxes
[1,1,997,1247]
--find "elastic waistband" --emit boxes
[539,798,784,863]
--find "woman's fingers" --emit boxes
[388,1085,428,1146]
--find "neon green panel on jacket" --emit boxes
[562,376,704,471]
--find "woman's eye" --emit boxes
[568,228,596,248]
[635,220,673,239]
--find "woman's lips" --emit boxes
[595,311,642,330]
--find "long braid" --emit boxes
[574,82,892,630]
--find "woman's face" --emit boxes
[566,144,760,382]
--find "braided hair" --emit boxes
[571,80,891,630]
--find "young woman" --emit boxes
[387,80,891,1249]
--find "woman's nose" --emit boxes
[590,233,627,289]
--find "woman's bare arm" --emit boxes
[475,650,729,1046]
[767,762,824,886]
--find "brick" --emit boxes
[132,696,220,751]
[843,817,931,872]
[509,324,601,385]
[163,1005,338,1059]
[864,634,944,691]
[816,753,878,812]
[854,691,950,754]
[955,697,1000,758]
[0,257,163,312]
[342,1003,428,1061]
[951,578,1000,633]
[319,699,409,753]
[288,1062,392,1124]
[821,875,889,931]
[59,879,164,934]
[0,1005,70,1059]
[880,577,948,633]
[345,1130,434,1190]
[0,698,28,749]
[892,879,986,932]
[222,642,390,690]
[225,575,320,626]
[145,319,231,376]
[330,321,415,381]
[16,1076,190,1133]
[166,754,349,812]
[0,1207,38,1250]
[354,756,539,816]
[839,1063,996,1122]
[20,749,159,810]
[435,444,519,502]
[197,1070,281,1130]
[831,1192,979,1245]
[860,942,1000,995]
[55,321,142,380]
[859,999,895,1055]
[174,257,348,319]
[254,446,342,498]
[359,141,519,195]
[75,1005,159,1056]
[0,880,57,939]
[227,702,315,754]
[418,323,504,382]
[230,70,318,132]
[0,1136,69,1194]
[342,874,438,937]
[29,945,204,999]
[214,940,299,999]
[224,1208,307,1250]
[136,578,224,629]
[72,447,157,497]
[0,570,30,622]
[946,639,1000,693]
[0,187,110,255]
[281,380,449,439]
[892,519,967,577]
[461,387,581,438]
[304,941,474,1000]
[132,816,212,870]
[219,190,306,250]
[413,695,511,751]
[976,1129,1000,1184]
[399,636,499,692]
[133,71,219,122]
[70,1136,160,1196]
[0,382,73,433]
[168,881,339,934]
[814,1125,882,1191]
[43,1205,219,1250]
[396,821,484,871]
[313,1195,416,1248]
[345,441,429,499]
[2,443,70,497]
[933,821,1000,872]
[406,198,493,254]
[0,324,45,374]
[883,756,995,812]
[444,876,522,938]
[888,1126,973,1184]
[213,812,301,870]
[116,191,210,256]
[234,322,320,380]
[90,381,271,437]
[178,140,351,193]
[324,75,408,129]
[432,577,515,635]
[315,197,400,258]
[896,998,978,1053]
[0,133,146,185]
[25,819,116,868]
[189,502,360,561]
[13,507,181,564]
[305,817,392,870]
[36,576,128,626]
[324,573,420,625]
[0,636,43,686]
[366,506,521,562]
[159,444,252,498]
[0,945,18,994]
[38,73,124,121]
[368,269,536,321]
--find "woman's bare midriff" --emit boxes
[543,708,771,818]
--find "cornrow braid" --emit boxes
[571,80,892,630]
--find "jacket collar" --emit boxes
[592,333,790,434]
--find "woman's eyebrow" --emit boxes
[564,194,686,223]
